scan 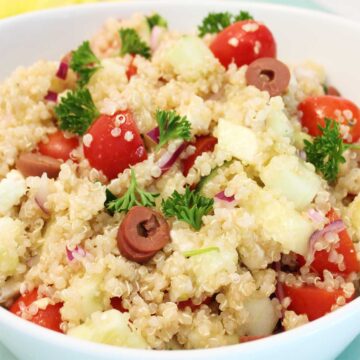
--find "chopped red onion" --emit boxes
[44,90,58,103]
[215,191,235,202]
[146,127,160,144]
[150,26,163,52]
[56,53,71,80]
[157,142,188,175]
[34,174,49,214]
[274,262,285,316]
[66,245,86,261]
[297,150,307,161]
[56,61,69,80]
[307,209,326,223]
[307,220,346,263]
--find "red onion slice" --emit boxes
[150,26,163,52]
[56,53,71,80]
[297,149,307,161]
[274,261,285,317]
[146,127,160,144]
[44,90,58,103]
[307,220,346,263]
[307,209,326,223]
[157,142,188,175]
[56,61,69,80]
[66,245,86,261]
[215,191,235,202]
[34,174,50,214]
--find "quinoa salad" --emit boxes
[1,10,360,350]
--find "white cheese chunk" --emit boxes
[260,155,322,210]
[0,170,26,215]
[217,119,258,163]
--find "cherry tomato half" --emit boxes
[38,131,79,162]
[10,289,63,332]
[239,336,267,343]
[298,209,360,275]
[83,110,147,180]
[210,20,276,69]
[298,95,360,143]
[283,284,352,321]
[110,297,128,313]
[177,297,212,311]
[126,58,137,80]
[182,136,217,176]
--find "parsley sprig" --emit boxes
[104,189,118,215]
[119,28,151,59]
[304,118,360,183]
[106,169,159,213]
[183,246,219,258]
[156,110,191,150]
[198,11,253,37]
[70,41,102,87]
[146,13,168,30]
[54,88,99,135]
[162,186,214,230]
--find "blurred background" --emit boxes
[0,0,360,21]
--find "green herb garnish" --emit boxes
[146,13,168,30]
[162,186,214,230]
[155,110,191,150]
[54,88,99,135]
[198,11,253,37]
[119,28,151,59]
[234,11,254,22]
[106,169,159,213]
[183,246,220,258]
[304,118,360,183]
[70,41,101,87]
[104,189,118,215]
[196,160,233,193]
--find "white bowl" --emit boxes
[0,1,360,359]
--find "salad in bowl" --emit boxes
[0,6,360,351]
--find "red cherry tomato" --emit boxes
[210,20,276,69]
[240,336,266,343]
[283,284,352,321]
[298,95,360,143]
[177,297,211,311]
[126,58,137,80]
[110,297,128,313]
[298,209,360,275]
[10,289,63,332]
[38,131,79,162]
[83,110,147,180]
[182,136,218,176]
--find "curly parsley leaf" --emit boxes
[155,110,191,150]
[162,186,214,230]
[183,246,219,258]
[106,169,159,213]
[104,189,118,215]
[70,41,102,87]
[54,88,99,135]
[198,10,254,37]
[234,11,254,22]
[304,118,353,183]
[146,13,168,30]
[119,28,151,59]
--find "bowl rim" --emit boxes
[1,0,360,356]
[1,296,360,357]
